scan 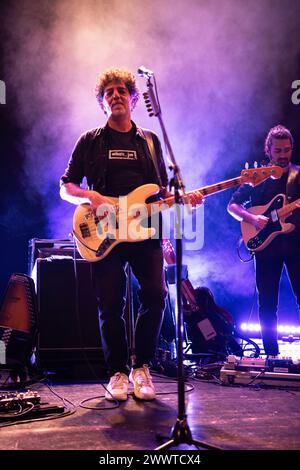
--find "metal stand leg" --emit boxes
[155,197,220,451]
[125,264,136,368]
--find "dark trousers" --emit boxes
[255,235,300,355]
[92,239,167,376]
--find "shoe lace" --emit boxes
[135,367,152,386]
[111,372,127,387]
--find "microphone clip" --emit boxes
[137,66,154,78]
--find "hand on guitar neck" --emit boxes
[182,190,204,208]
[163,188,204,208]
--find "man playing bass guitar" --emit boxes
[60,67,202,402]
[227,125,300,356]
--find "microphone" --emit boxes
[137,66,154,77]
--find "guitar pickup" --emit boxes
[270,210,278,223]
[79,223,91,238]
[96,237,115,257]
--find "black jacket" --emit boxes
[60,122,168,195]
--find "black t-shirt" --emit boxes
[60,122,169,197]
[230,172,289,206]
[105,126,146,197]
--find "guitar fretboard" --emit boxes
[155,177,243,210]
[278,198,300,218]
[150,167,282,212]
[197,177,242,196]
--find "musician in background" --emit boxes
[227,125,300,356]
[60,67,202,401]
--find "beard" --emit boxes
[271,158,290,168]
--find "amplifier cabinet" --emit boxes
[31,258,104,376]
[28,238,81,275]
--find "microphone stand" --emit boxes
[142,74,218,450]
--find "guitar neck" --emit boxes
[162,239,199,309]
[192,176,244,197]
[278,197,300,219]
[181,278,198,309]
[152,176,243,212]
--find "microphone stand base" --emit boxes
[155,417,219,450]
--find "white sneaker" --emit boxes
[105,372,129,401]
[129,365,156,400]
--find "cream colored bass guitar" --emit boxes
[73,166,283,262]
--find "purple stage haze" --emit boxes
[2,0,300,322]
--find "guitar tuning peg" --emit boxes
[245,162,249,169]
[254,161,258,168]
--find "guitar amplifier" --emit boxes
[31,258,105,378]
[28,238,82,275]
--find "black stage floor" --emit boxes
[1,368,300,452]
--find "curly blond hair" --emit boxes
[95,67,140,113]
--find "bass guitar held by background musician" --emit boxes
[241,193,300,252]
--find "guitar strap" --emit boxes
[141,129,163,187]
